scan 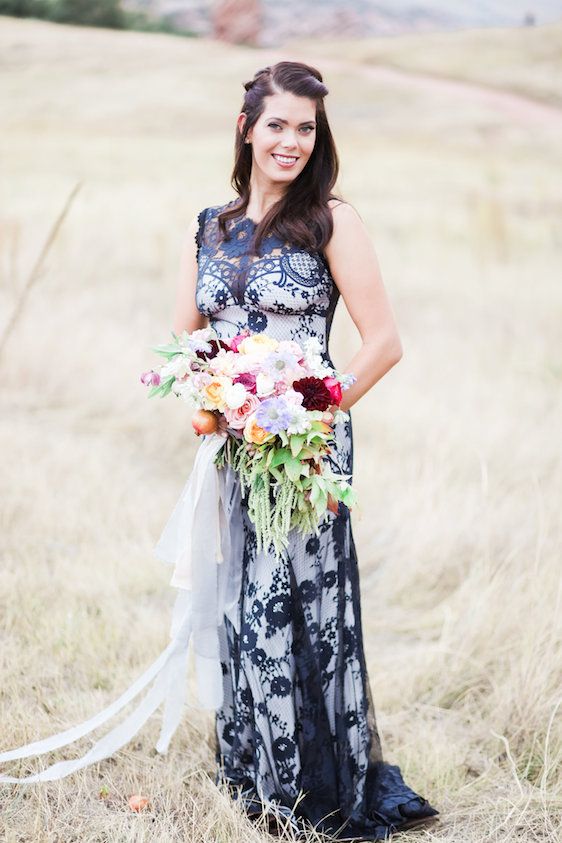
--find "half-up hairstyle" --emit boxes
[217,61,344,256]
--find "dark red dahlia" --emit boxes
[194,339,231,360]
[292,376,332,411]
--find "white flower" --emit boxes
[223,381,248,410]
[160,355,191,379]
[301,336,335,378]
[212,348,240,377]
[333,408,349,424]
[286,404,311,435]
[340,372,357,390]
[277,339,303,358]
[303,337,322,356]
[177,326,215,354]
[284,388,304,406]
[256,372,275,397]
[172,380,201,406]
[191,371,213,388]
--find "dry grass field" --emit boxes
[0,14,561,843]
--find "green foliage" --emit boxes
[147,375,175,399]
[0,0,198,36]
[49,0,126,29]
[215,434,357,560]
[0,0,49,15]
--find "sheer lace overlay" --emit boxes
[195,200,439,841]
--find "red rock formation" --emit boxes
[211,0,262,46]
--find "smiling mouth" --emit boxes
[272,154,299,164]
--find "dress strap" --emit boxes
[195,207,208,262]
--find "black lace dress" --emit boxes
[194,199,439,840]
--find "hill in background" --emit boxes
[123,0,562,45]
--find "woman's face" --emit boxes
[239,91,317,184]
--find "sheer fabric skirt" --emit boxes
[213,415,439,840]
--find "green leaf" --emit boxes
[289,434,306,458]
[269,448,291,469]
[152,343,182,355]
[159,377,175,397]
[147,375,175,398]
[269,466,284,483]
[314,491,327,516]
[341,486,358,507]
[285,457,303,483]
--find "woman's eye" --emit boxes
[267,123,314,133]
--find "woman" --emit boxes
[0,59,439,840]
[174,61,440,841]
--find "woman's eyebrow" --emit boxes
[266,117,316,125]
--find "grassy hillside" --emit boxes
[0,14,561,843]
[290,21,562,107]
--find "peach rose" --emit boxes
[243,413,275,445]
[224,393,260,430]
[238,334,279,356]
[202,377,230,411]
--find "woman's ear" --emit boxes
[238,112,251,142]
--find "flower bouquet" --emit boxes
[141,327,358,558]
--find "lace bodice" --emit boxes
[195,199,341,366]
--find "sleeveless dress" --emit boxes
[194,199,439,841]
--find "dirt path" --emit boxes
[258,47,562,130]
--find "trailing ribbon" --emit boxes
[0,432,243,784]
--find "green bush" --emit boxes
[0,0,48,15]
[0,0,197,35]
[48,0,126,28]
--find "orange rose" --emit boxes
[243,413,275,445]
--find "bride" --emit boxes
[1,59,439,842]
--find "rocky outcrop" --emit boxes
[211,0,261,46]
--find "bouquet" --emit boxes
[141,327,358,558]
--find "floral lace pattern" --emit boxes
[195,201,439,840]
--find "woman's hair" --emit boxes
[217,61,343,256]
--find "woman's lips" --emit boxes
[271,153,299,168]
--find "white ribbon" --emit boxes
[0,432,243,784]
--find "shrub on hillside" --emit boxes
[48,0,126,28]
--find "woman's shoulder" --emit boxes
[323,198,368,260]
[326,197,361,221]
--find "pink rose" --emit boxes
[233,372,257,394]
[224,393,261,430]
[229,330,251,352]
[323,376,343,405]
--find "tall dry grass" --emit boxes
[0,14,560,843]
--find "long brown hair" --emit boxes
[217,61,343,256]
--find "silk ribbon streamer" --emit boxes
[0,432,243,784]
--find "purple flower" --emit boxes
[255,396,292,434]
[262,349,299,379]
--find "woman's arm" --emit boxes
[172,213,209,335]
[324,202,403,413]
